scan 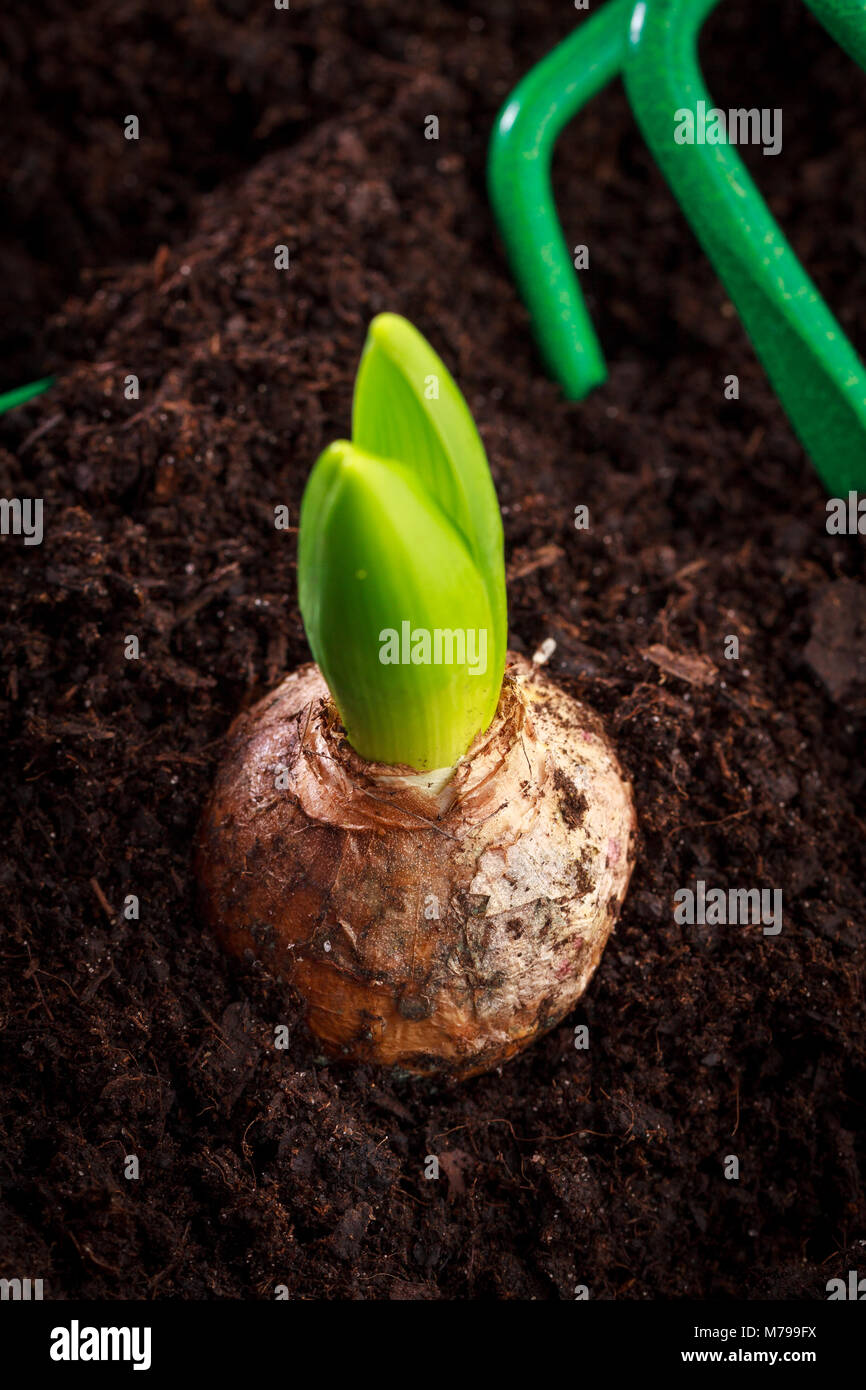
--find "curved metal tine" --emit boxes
[623,0,866,493]
[487,0,634,399]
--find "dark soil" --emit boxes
[1,0,864,1299]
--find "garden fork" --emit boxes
[488,0,866,494]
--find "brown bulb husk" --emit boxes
[196,652,637,1078]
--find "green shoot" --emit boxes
[298,314,507,771]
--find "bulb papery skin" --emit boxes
[196,654,637,1078]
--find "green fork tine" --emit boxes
[625,0,866,493]
[0,377,54,415]
[804,0,866,68]
[488,0,633,400]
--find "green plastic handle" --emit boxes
[624,0,866,493]
[803,0,866,68]
[488,0,634,398]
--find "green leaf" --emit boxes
[352,314,507,678]
[298,316,508,772]
[298,441,498,770]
